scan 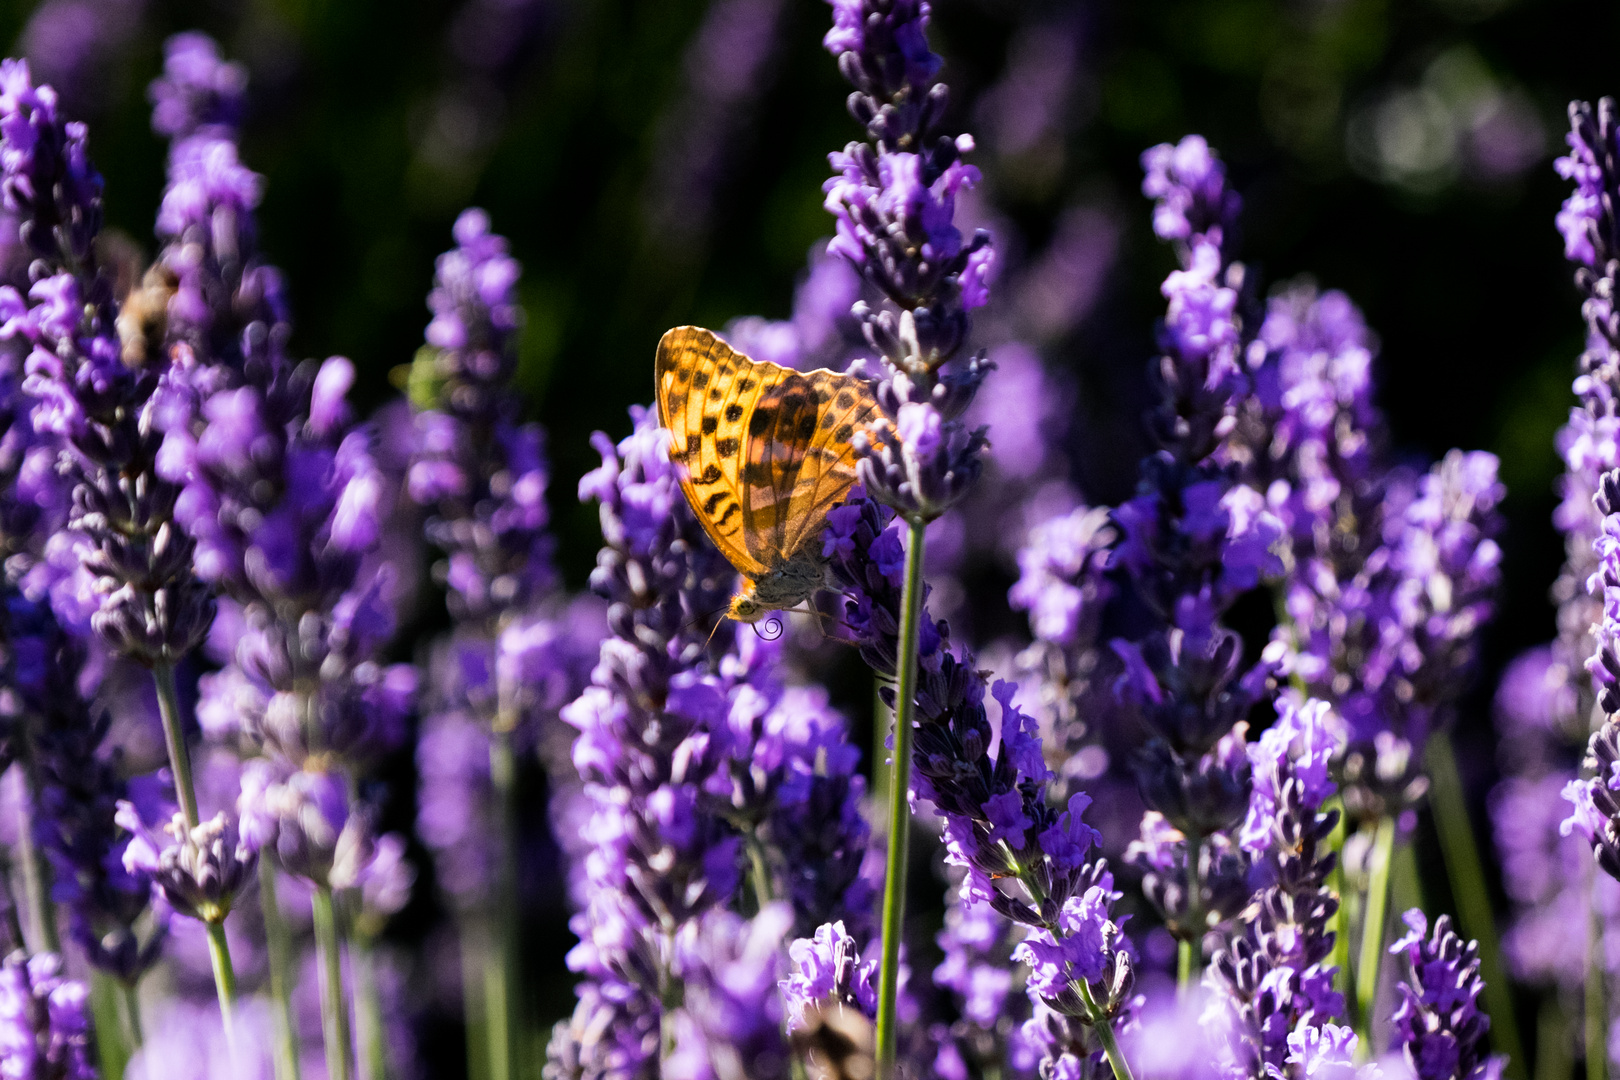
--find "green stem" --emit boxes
[151,664,201,828]
[1179,836,1204,988]
[1077,980,1137,1080]
[155,663,241,1048]
[486,729,520,1080]
[1538,995,1571,1080]
[1426,733,1527,1079]
[875,516,927,1080]
[354,937,389,1080]
[1356,815,1397,1050]
[121,980,142,1048]
[260,859,303,1080]
[1589,882,1608,1080]
[89,973,130,1080]
[1325,797,1354,1019]
[313,886,353,1080]
[748,840,773,912]
[459,916,491,1080]
[14,761,59,953]
[206,920,239,1059]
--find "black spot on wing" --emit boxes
[691,370,709,389]
[698,464,722,484]
[749,408,775,437]
[725,403,743,423]
[715,437,738,457]
[701,415,718,435]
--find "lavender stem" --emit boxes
[874,516,926,1080]
[260,858,304,1080]
[120,981,142,1047]
[205,920,240,1057]
[1326,798,1353,1011]
[1426,732,1526,1076]
[88,972,130,1079]
[355,938,389,1080]
[459,918,491,1080]
[1179,836,1203,987]
[486,728,519,1080]
[1356,815,1397,1050]
[151,664,200,830]
[313,884,354,1080]
[1588,879,1608,1080]
[1539,997,1572,1080]
[15,761,59,952]
[156,660,241,1047]
[1077,978,1138,1080]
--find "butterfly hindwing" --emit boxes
[655,326,877,584]
[742,367,879,566]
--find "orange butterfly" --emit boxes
[655,326,880,624]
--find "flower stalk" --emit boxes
[314,884,354,1080]
[1355,814,1396,1048]
[1426,732,1526,1076]
[874,516,926,1078]
[261,859,304,1080]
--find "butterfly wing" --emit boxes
[741,363,879,568]
[655,326,877,578]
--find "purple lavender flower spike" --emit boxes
[1095,135,1290,962]
[148,33,247,142]
[0,951,96,1080]
[820,0,994,522]
[1204,697,1344,1080]
[547,410,763,1076]
[19,592,165,981]
[0,58,214,667]
[1388,911,1505,1080]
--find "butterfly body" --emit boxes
[655,326,879,624]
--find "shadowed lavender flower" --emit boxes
[0,950,95,1080]
[17,591,165,981]
[822,0,994,522]
[119,793,255,925]
[235,760,368,891]
[1204,698,1344,1080]
[1286,450,1503,819]
[1388,911,1504,1080]
[1104,134,1284,955]
[1,58,213,667]
[821,490,1135,1070]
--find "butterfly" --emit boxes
[655,325,880,624]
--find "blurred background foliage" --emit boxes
[4,0,1617,1053]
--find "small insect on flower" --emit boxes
[655,325,880,625]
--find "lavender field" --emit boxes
[0,1,1612,1079]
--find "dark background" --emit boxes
[5,0,1615,1066]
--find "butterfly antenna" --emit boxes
[705,611,729,650]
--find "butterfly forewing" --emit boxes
[654,326,877,584]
